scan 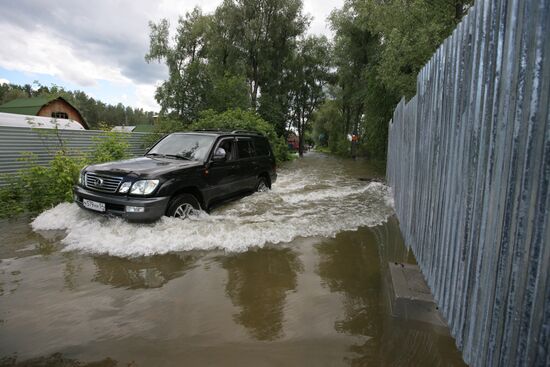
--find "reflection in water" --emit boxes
[34,230,66,256]
[35,240,58,256]
[0,226,63,297]
[316,229,383,362]
[62,252,83,291]
[220,247,303,341]
[93,253,199,289]
[0,353,118,367]
[370,216,415,265]
[0,270,21,297]
[0,219,64,260]
[317,223,466,366]
[377,320,465,367]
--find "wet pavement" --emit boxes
[0,153,466,366]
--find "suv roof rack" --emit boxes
[231,130,262,135]
[193,129,263,136]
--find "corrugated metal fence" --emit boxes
[0,126,152,185]
[386,0,549,366]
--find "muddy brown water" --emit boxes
[0,153,465,366]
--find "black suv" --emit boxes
[73,130,277,222]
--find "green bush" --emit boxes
[0,152,86,218]
[91,131,130,163]
[190,109,290,162]
[0,174,26,218]
[0,131,131,219]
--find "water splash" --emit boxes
[32,157,394,257]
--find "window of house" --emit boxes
[51,112,68,119]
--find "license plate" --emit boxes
[83,198,106,212]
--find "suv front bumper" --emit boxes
[73,185,170,222]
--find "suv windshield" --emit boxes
[147,134,215,161]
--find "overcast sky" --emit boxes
[0,0,342,112]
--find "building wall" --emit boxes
[386,0,549,366]
[38,100,84,127]
[287,133,299,149]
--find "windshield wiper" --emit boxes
[146,152,166,158]
[165,154,192,160]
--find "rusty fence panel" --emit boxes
[386,0,549,366]
[0,126,153,185]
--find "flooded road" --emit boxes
[0,153,465,366]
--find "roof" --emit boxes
[0,96,89,129]
[0,112,85,130]
[111,124,154,133]
[112,126,136,132]
[191,129,263,136]
[0,96,53,115]
[133,124,154,133]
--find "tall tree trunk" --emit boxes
[251,81,259,109]
[353,104,363,134]
[344,106,351,135]
[298,110,304,157]
[251,59,259,109]
[298,125,304,157]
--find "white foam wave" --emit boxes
[32,166,394,257]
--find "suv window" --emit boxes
[216,138,236,161]
[148,133,216,161]
[237,139,255,159]
[253,137,270,157]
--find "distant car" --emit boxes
[73,130,277,222]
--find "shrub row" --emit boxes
[0,131,130,219]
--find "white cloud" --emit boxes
[0,78,9,85]
[303,0,343,38]
[0,0,340,112]
[135,83,160,111]
[0,23,130,87]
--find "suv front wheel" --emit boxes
[256,177,269,192]
[166,193,201,219]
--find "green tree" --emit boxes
[316,0,473,159]
[145,0,309,138]
[146,9,212,122]
[311,3,387,158]
[209,74,250,113]
[288,35,331,156]
[230,0,309,134]
[146,7,252,123]
[358,0,473,98]
[0,83,28,104]
[190,108,289,162]
[312,99,348,155]
[229,0,308,109]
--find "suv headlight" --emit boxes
[130,180,159,195]
[118,181,131,193]
[79,168,86,185]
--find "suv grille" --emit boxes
[85,172,123,193]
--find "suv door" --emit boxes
[205,137,240,201]
[235,137,258,190]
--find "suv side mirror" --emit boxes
[212,147,227,161]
